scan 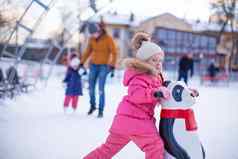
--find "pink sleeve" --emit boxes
[127,79,158,104]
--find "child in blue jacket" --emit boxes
[63,54,83,113]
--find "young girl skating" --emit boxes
[63,54,83,113]
[83,32,170,159]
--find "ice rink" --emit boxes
[0,68,238,159]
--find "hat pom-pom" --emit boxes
[131,32,150,50]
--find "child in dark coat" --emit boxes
[63,54,83,113]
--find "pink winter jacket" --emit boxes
[110,68,164,135]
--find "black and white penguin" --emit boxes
[157,81,205,159]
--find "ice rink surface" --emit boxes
[0,68,237,159]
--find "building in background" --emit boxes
[134,13,193,34]
[133,13,216,74]
[207,0,238,70]
[3,8,237,72]
[0,38,72,64]
[193,21,238,71]
[80,12,238,73]
[134,12,238,72]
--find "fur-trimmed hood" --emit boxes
[122,58,164,87]
[123,58,159,76]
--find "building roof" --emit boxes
[136,12,193,32]
[88,12,141,27]
[140,13,185,24]
[190,20,238,32]
[88,11,238,34]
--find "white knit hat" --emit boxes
[70,58,80,67]
[136,41,164,60]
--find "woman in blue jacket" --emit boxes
[63,54,83,113]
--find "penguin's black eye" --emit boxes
[172,85,184,102]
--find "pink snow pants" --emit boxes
[63,95,79,109]
[83,132,164,159]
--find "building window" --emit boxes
[208,37,216,54]
[154,27,217,55]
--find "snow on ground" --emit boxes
[0,68,238,159]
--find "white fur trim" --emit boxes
[123,58,159,75]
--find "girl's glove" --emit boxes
[108,65,115,78]
[108,65,115,72]
[78,66,87,76]
[189,88,199,97]
[153,86,170,100]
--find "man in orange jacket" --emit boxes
[80,22,118,118]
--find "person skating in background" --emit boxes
[80,22,118,118]
[63,54,83,113]
[207,61,219,82]
[83,32,170,159]
[178,54,194,84]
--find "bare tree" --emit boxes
[0,13,7,27]
[52,7,74,47]
[211,0,237,69]
[0,0,20,43]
